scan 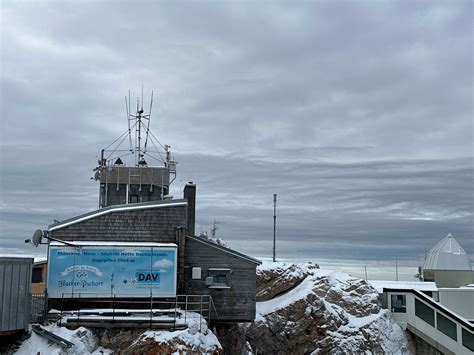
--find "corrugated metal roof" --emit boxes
[423,233,472,271]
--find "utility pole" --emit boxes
[273,194,277,262]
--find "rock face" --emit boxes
[241,262,414,354]
[96,312,222,355]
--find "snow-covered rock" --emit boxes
[14,325,111,355]
[257,261,319,301]
[14,312,221,355]
[243,262,414,354]
[114,312,222,354]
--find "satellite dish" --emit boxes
[31,229,43,247]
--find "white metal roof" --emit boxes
[369,280,438,293]
[423,233,472,271]
[50,241,177,247]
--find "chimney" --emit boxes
[183,182,196,237]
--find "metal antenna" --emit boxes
[211,220,220,238]
[144,91,153,153]
[125,92,132,152]
[95,89,173,173]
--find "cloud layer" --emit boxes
[1,1,472,265]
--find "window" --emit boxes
[212,274,227,285]
[32,268,43,283]
[206,268,231,289]
[437,313,457,341]
[462,328,474,351]
[390,294,406,313]
[415,299,435,327]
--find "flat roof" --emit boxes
[50,241,177,247]
[369,280,438,293]
[48,199,187,232]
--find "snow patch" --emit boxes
[15,324,111,355]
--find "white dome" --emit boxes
[423,233,472,271]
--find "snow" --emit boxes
[369,280,438,293]
[141,311,221,353]
[15,324,112,355]
[258,260,318,273]
[257,273,319,320]
[57,307,179,314]
[66,315,186,323]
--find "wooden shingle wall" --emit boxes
[50,206,187,243]
[185,237,257,322]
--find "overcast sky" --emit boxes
[1,1,472,267]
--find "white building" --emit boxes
[423,233,473,288]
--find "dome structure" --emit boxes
[423,233,472,271]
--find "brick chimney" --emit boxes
[183,182,196,236]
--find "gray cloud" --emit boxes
[1,1,472,266]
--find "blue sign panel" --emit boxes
[47,246,177,298]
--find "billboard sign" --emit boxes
[47,244,177,298]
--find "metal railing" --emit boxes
[56,294,217,332]
[31,293,47,323]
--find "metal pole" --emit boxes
[273,194,277,262]
[395,256,399,281]
[364,266,368,281]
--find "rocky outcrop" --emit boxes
[97,313,222,355]
[240,262,414,354]
[256,262,319,301]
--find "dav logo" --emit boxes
[136,272,160,283]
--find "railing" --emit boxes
[56,294,217,332]
[31,293,47,323]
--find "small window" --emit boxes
[207,269,231,288]
[390,294,406,313]
[32,268,43,283]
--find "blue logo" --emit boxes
[136,272,160,283]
